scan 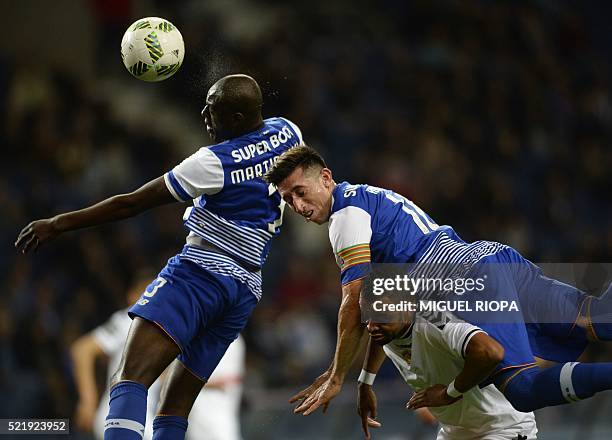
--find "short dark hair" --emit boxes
[264,145,327,186]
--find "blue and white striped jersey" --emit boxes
[164,117,303,278]
[329,182,506,285]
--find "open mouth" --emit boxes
[303,210,314,220]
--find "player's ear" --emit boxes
[320,168,333,187]
[232,112,245,123]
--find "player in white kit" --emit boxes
[72,280,246,440]
[358,308,538,439]
[187,335,244,440]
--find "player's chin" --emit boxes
[305,213,320,224]
[310,212,329,225]
[370,334,391,345]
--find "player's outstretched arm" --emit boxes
[293,278,366,416]
[407,332,504,409]
[329,278,368,382]
[357,337,385,439]
[452,332,504,393]
[15,176,176,253]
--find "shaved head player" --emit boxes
[17,74,304,440]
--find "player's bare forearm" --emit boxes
[408,332,504,409]
[454,332,504,392]
[54,177,174,231]
[15,176,175,253]
[362,337,386,374]
[329,279,366,383]
[71,335,106,431]
[70,335,105,405]
[291,280,366,416]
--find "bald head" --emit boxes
[212,74,262,113]
[202,74,264,142]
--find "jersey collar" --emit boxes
[330,181,349,215]
[389,323,413,350]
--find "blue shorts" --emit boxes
[129,255,258,380]
[457,247,589,382]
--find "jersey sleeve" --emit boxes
[328,206,372,285]
[164,147,225,202]
[280,117,305,145]
[440,320,486,359]
[91,309,132,356]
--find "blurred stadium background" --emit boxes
[1,0,611,439]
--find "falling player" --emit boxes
[264,145,612,419]
[16,74,303,440]
[357,294,537,439]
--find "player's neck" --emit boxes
[323,180,337,223]
[220,118,264,141]
[236,117,264,137]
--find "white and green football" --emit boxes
[121,17,184,82]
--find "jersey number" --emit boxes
[344,185,439,234]
[384,192,439,234]
[143,277,167,298]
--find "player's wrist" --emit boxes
[358,382,373,394]
[51,215,67,232]
[329,372,345,385]
[329,364,348,383]
[358,369,376,386]
[446,379,463,398]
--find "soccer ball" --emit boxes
[121,17,184,82]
